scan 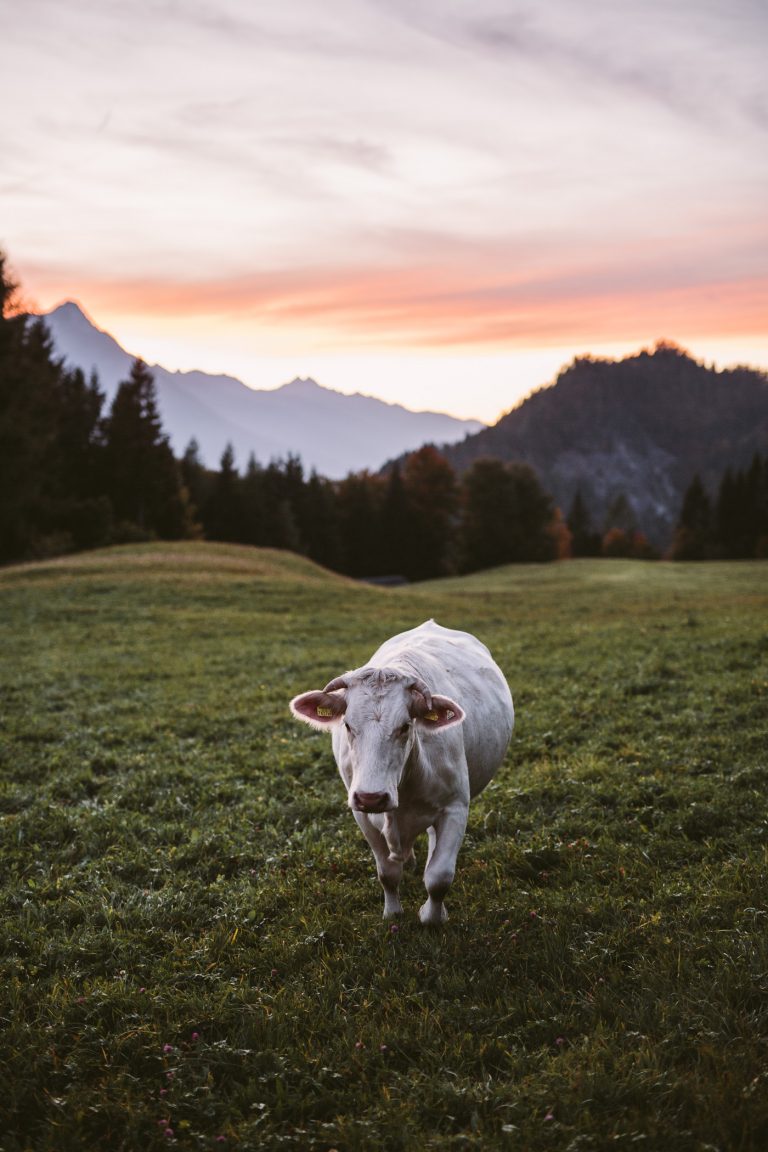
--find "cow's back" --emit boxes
[369,620,513,797]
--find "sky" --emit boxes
[2,0,767,423]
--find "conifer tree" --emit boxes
[205,442,244,542]
[458,459,555,572]
[379,463,410,576]
[671,475,714,560]
[335,472,384,576]
[180,438,210,526]
[399,446,457,580]
[567,488,601,557]
[104,358,192,538]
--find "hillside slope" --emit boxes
[434,343,768,546]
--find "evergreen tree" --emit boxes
[180,438,210,527]
[715,467,753,558]
[671,475,714,560]
[104,359,192,538]
[566,488,601,557]
[0,254,112,559]
[260,457,304,552]
[239,452,267,546]
[335,472,384,576]
[399,446,458,580]
[458,459,556,572]
[205,442,245,542]
[0,261,56,558]
[379,463,410,576]
[300,470,342,571]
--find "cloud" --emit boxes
[385,0,768,136]
[25,242,768,358]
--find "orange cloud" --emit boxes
[21,257,768,357]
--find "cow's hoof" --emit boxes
[418,899,448,926]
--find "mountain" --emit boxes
[410,342,768,548]
[41,302,483,478]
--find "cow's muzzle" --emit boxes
[351,790,393,813]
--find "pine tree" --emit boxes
[104,359,192,538]
[379,463,410,577]
[458,459,556,572]
[0,254,78,559]
[180,438,210,526]
[335,472,384,577]
[205,442,244,542]
[399,446,457,580]
[671,475,714,560]
[567,488,601,557]
[715,467,753,558]
[239,452,267,546]
[300,471,342,570]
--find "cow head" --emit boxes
[289,666,464,812]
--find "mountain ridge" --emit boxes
[400,342,768,548]
[40,302,484,478]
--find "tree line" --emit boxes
[2,251,765,573]
[670,459,768,560]
[182,439,567,580]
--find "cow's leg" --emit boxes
[353,812,404,918]
[419,804,468,926]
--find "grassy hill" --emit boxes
[1,544,767,1150]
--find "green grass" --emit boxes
[1,543,766,1151]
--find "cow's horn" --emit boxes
[323,676,349,693]
[408,677,433,710]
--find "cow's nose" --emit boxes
[353,790,390,812]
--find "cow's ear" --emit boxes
[413,694,465,730]
[290,690,346,730]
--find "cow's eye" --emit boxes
[344,721,355,739]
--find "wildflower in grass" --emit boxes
[555,1037,566,1047]
[163,1044,174,1054]
[543,1112,554,1122]
[390,924,399,933]
[355,1040,365,1049]
[164,1128,174,1139]
[191,1032,200,1042]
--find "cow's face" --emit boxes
[290,668,464,813]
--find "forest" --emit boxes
[1,252,767,574]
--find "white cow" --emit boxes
[289,620,514,925]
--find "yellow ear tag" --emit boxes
[424,711,439,722]
[316,706,334,718]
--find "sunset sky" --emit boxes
[3,0,767,422]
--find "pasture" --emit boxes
[0,543,766,1151]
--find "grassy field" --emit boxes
[1,543,766,1152]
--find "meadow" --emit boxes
[0,543,766,1152]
